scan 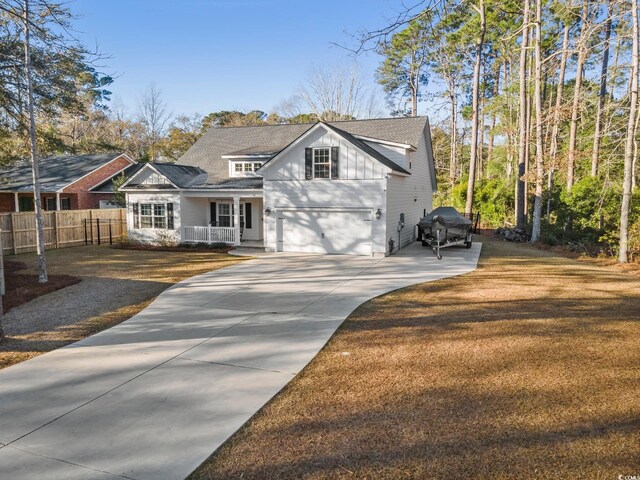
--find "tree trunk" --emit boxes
[487,63,500,166]
[516,0,530,228]
[23,0,48,283]
[449,91,458,186]
[567,0,590,192]
[530,0,544,242]
[591,1,612,177]
[620,0,638,263]
[547,23,570,218]
[465,0,486,216]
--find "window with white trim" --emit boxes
[216,203,244,227]
[133,202,174,229]
[313,148,330,179]
[230,161,263,177]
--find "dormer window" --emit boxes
[230,161,263,177]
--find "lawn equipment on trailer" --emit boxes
[417,207,473,260]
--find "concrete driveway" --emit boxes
[0,242,482,480]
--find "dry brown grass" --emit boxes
[190,234,640,480]
[0,245,244,369]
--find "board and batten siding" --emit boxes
[263,124,391,255]
[126,191,181,243]
[267,126,389,181]
[385,128,434,252]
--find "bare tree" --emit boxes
[295,64,381,121]
[566,0,591,192]
[530,0,544,242]
[464,0,486,217]
[23,0,47,283]
[138,83,171,161]
[547,22,570,218]
[516,0,530,228]
[620,0,639,263]
[591,0,612,177]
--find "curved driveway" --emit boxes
[0,242,481,480]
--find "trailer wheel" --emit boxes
[422,240,428,246]
[437,253,443,260]
[465,240,473,249]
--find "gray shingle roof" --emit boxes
[0,153,129,192]
[124,163,208,189]
[177,117,428,182]
[152,163,209,187]
[190,177,263,190]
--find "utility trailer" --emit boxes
[417,207,473,260]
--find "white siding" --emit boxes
[181,196,208,227]
[267,126,388,181]
[364,141,409,170]
[385,131,434,252]
[127,168,171,186]
[126,191,181,243]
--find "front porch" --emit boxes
[181,193,263,247]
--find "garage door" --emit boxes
[279,210,372,256]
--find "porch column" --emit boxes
[14,192,19,212]
[233,195,241,246]
[55,192,61,211]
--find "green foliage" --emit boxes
[447,176,515,227]
[111,173,127,207]
[376,18,430,114]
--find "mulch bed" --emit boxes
[2,260,81,314]
[112,243,233,254]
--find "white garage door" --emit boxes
[280,210,372,256]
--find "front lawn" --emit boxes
[190,234,640,479]
[0,245,244,369]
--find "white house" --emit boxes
[121,117,437,256]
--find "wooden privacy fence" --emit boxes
[0,208,126,256]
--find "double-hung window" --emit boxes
[313,148,331,179]
[218,204,231,227]
[134,203,174,229]
[216,203,244,227]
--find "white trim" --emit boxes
[61,153,135,192]
[120,163,180,190]
[222,153,273,159]
[14,192,18,212]
[351,135,414,150]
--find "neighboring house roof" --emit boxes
[90,163,145,193]
[177,117,428,182]
[0,153,132,192]
[122,162,209,190]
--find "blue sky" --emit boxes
[73,0,415,118]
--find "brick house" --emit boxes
[0,153,136,212]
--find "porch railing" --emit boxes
[183,226,236,244]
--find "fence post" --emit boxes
[0,229,4,296]
[109,220,113,245]
[89,211,94,244]
[10,213,17,255]
[84,219,88,245]
[97,218,101,245]
[0,229,4,333]
[54,210,59,249]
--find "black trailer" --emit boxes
[417,207,473,260]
